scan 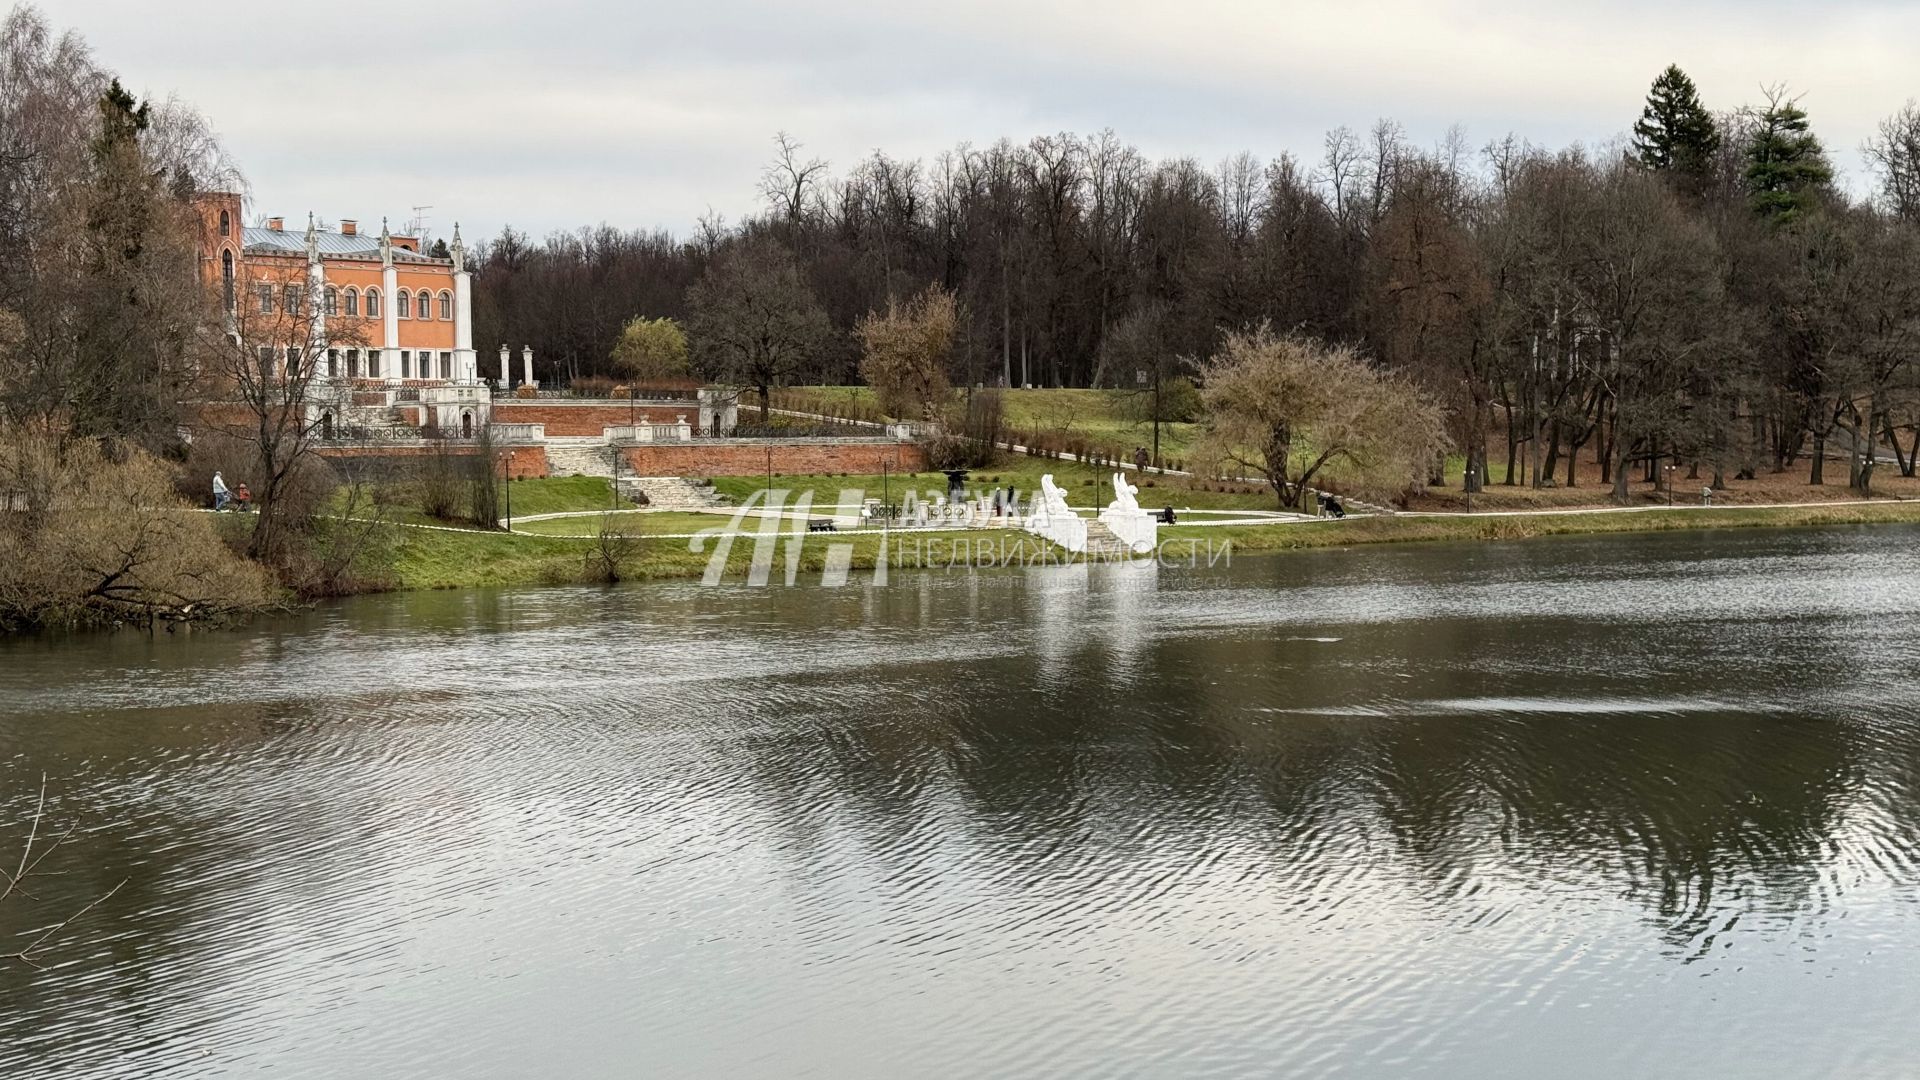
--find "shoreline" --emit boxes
[386,498,1920,592]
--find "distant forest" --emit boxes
[470,71,1920,490]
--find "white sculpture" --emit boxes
[1026,474,1088,553]
[1098,471,1158,555]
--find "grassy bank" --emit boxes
[343,476,1920,593]
[1158,500,1920,555]
[381,475,1023,589]
[709,455,1278,512]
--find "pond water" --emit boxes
[4,526,1920,1078]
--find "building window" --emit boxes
[438,291,452,321]
[344,348,358,377]
[369,350,381,378]
[396,289,410,319]
[343,288,359,317]
[440,351,452,379]
[283,285,303,314]
[416,291,431,320]
[256,283,273,314]
[366,288,381,318]
[256,345,273,375]
[324,286,338,316]
[286,346,301,375]
[325,348,339,377]
[219,209,231,236]
[400,350,410,378]
[221,250,235,312]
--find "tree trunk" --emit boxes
[1611,437,1632,505]
[1504,404,1520,485]
[1809,432,1825,486]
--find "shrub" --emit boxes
[0,433,275,629]
[514,385,538,399]
[583,513,644,583]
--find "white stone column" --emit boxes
[499,343,512,387]
[522,346,535,389]
[307,214,328,378]
[380,221,398,379]
[451,223,476,383]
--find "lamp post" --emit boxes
[1464,464,1475,514]
[1664,463,1676,507]
[503,449,514,531]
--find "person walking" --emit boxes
[212,471,230,512]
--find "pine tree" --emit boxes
[1745,88,1833,224]
[1631,65,1719,194]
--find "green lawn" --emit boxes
[512,510,739,536]
[711,453,1282,513]
[502,476,635,518]
[780,385,1201,462]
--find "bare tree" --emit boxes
[1196,326,1449,509]
[1865,101,1920,224]
[760,132,829,228]
[191,253,369,561]
[686,238,830,418]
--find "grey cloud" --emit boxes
[61,0,1918,237]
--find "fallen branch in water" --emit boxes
[2,773,126,969]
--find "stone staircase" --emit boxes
[1082,519,1133,558]
[621,476,729,510]
[545,437,615,478]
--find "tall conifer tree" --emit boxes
[1632,65,1720,195]
[1745,88,1833,224]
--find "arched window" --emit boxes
[395,289,410,319]
[438,291,452,321]
[324,286,338,316]
[343,288,359,317]
[218,209,230,236]
[416,291,431,320]
[221,250,235,312]
[366,288,381,318]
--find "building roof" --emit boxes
[242,225,449,265]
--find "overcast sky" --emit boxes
[55,0,1920,242]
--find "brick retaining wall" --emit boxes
[314,443,549,479]
[492,401,692,436]
[618,439,926,478]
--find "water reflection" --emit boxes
[4,526,1920,1077]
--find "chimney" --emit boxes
[267,216,284,231]
[340,219,357,236]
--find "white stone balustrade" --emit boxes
[492,423,545,444]
[604,418,694,443]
